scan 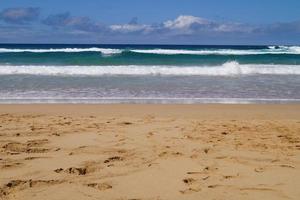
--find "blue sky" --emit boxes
[0,0,300,44]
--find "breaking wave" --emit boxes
[0,46,299,56]
[131,46,300,55]
[0,47,122,55]
[0,61,299,76]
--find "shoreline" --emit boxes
[0,98,299,104]
[0,104,299,118]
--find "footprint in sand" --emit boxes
[0,160,23,169]
[223,174,239,179]
[104,156,123,163]
[180,178,201,194]
[182,178,196,185]
[254,167,265,173]
[2,139,50,154]
[0,179,62,198]
[180,187,201,194]
[86,183,112,191]
[54,167,88,175]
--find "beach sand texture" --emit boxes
[0,104,300,200]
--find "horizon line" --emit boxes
[0,43,299,46]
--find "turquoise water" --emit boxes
[0,44,299,103]
[1,44,300,66]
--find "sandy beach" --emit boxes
[0,104,300,200]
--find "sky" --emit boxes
[0,0,300,44]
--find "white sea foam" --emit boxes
[0,46,300,55]
[0,48,122,55]
[0,62,299,76]
[131,46,300,55]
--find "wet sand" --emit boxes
[0,104,300,200]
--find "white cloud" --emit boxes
[109,15,215,35]
[109,24,152,33]
[163,15,210,29]
[214,23,253,33]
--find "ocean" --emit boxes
[0,44,299,103]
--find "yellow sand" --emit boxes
[0,104,300,200]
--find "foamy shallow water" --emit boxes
[0,62,300,76]
[0,74,299,104]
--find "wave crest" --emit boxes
[132,46,300,55]
[0,62,299,76]
[0,48,122,55]
[0,46,300,55]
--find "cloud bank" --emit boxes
[43,12,106,33]
[0,7,299,44]
[0,7,40,24]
